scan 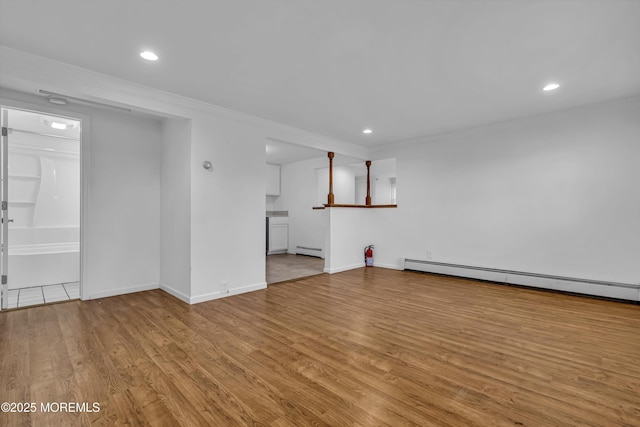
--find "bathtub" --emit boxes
[7,227,79,289]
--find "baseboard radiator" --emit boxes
[296,246,323,258]
[404,258,640,302]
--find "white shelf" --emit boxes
[8,174,41,180]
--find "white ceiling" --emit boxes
[266,138,326,165]
[265,138,363,165]
[1,0,639,148]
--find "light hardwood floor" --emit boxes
[1,268,639,426]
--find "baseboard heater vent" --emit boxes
[296,246,323,258]
[404,258,640,301]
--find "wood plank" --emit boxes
[0,268,638,426]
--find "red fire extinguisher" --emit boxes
[364,245,374,267]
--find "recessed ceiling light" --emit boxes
[41,117,78,130]
[543,83,560,91]
[140,51,159,61]
[362,129,373,134]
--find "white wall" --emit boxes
[188,114,267,302]
[0,47,373,304]
[5,48,637,302]
[0,88,162,299]
[276,157,327,254]
[82,105,162,298]
[160,112,269,304]
[1,88,269,304]
[7,131,80,228]
[0,49,354,305]
[371,96,640,284]
[325,208,371,273]
[324,207,403,273]
[265,195,278,211]
[316,165,356,205]
[371,158,396,205]
[160,118,191,301]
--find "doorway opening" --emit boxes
[0,107,81,309]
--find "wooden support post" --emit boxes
[327,151,335,205]
[365,160,372,206]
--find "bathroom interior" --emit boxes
[0,107,80,309]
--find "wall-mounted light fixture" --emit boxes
[41,117,78,130]
[48,97,67,105]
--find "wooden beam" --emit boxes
[327,151,335,205]
[365,160,372,206]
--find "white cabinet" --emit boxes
[266,164,280,196]
[268,217,288,254]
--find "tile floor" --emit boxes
[266,254,325,284]
[6,282,80,309]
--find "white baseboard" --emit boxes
[324,263,364,274]
[189,282,267,304]
[373,262,404,270]
[323,262,402,274]
[87,282,159,300]
[88,281,268,305]
[404,259,640,301]
[160,283,191,304]
[504,273,639,301]
[295,246,324,258]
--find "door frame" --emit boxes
[0,96,91,308]
[1,108,8,309]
